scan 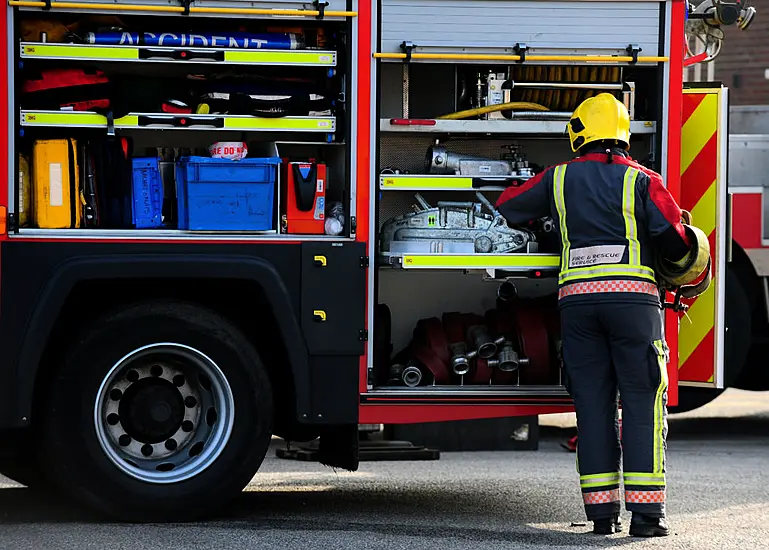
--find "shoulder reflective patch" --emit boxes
[568,245,626,268]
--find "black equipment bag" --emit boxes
[80,137,134,229]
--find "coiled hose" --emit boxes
[437,101,549,120]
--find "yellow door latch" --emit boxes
[313,255,327,267]
[313,310,327,322]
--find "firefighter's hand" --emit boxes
[681,209,692,225]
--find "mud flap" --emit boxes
[317,424,359,471]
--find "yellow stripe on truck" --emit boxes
[689,180,717,237]
[680,93,718,174]
[678,89,721,386]
[678,269,716,366]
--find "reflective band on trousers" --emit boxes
[624,472,666,486]
[626,490,666,504]
[583,489,621,505]
[553,163,655,285]
[558,280,659,300]
[580,472,621,489]
[652,340,669,475]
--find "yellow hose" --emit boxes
[437,101,549,120]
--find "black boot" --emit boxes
[629,513,669,537]
[592,515,622,534]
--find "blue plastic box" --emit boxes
[175,156,281,231]
[131,157,164,229]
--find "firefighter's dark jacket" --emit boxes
[496,146,691,306]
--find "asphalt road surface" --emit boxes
[2,389,769,550]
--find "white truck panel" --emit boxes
[379,0,662,59]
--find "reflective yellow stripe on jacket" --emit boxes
[553,165,656,285]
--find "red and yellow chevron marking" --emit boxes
[678,90,722,385]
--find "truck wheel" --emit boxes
[38,301,274,522]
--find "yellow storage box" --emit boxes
[32,139,82,229]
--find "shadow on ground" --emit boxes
[540,411,769,441]
[0,485,646,548]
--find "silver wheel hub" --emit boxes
[94,343,235,484]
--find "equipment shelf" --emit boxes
[380,118,657,135]
[379,174,519,192]
[19,42,338,68]
[363,385,570,399]
[20,110,336,133]
[382,252,561,271]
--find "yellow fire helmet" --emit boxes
[567,93,631,153]
[653,217,712,299]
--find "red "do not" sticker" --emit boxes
[208,141,248,161]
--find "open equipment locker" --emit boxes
[365,0,673,405]
[8,0,357,239]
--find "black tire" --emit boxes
[669,387,724,414]
[723,264,752,388]
[37,301,273,522]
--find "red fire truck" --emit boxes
[0,0,758,522]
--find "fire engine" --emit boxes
[0,0,759,522]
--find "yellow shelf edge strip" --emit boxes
[20,43,336,65]
[374,52,668,63]
[400,254,562,269]
[381,176,475,189]
[21,111,336,131]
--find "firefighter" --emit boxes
[496,93,709,537]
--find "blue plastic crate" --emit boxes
[176,156,281,231]
[131,157,164,229]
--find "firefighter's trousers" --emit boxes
[561,301,668,520]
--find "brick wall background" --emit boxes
[708,0,769,105]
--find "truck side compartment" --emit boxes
[364,0,679,414]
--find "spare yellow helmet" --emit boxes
[567,93,631,153]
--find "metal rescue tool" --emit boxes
[379,191,537,256]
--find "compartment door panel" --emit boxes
[678,87,728,389]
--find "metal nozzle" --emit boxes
[402,365,423,387]
[492,342,520,372]
[449,342,477,375]
[497,281,518,302]
[468,325,501,359]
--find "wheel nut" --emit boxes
[126,370,140,383]
[184,396,197,408]
[107,413,120,426]
[109,389,123,401]
[182,420,194,432]
[173,375,185,387]
[150,365,163,377]
[165,439,178,451]
[119,434,131,446]
[141,444,153,457]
